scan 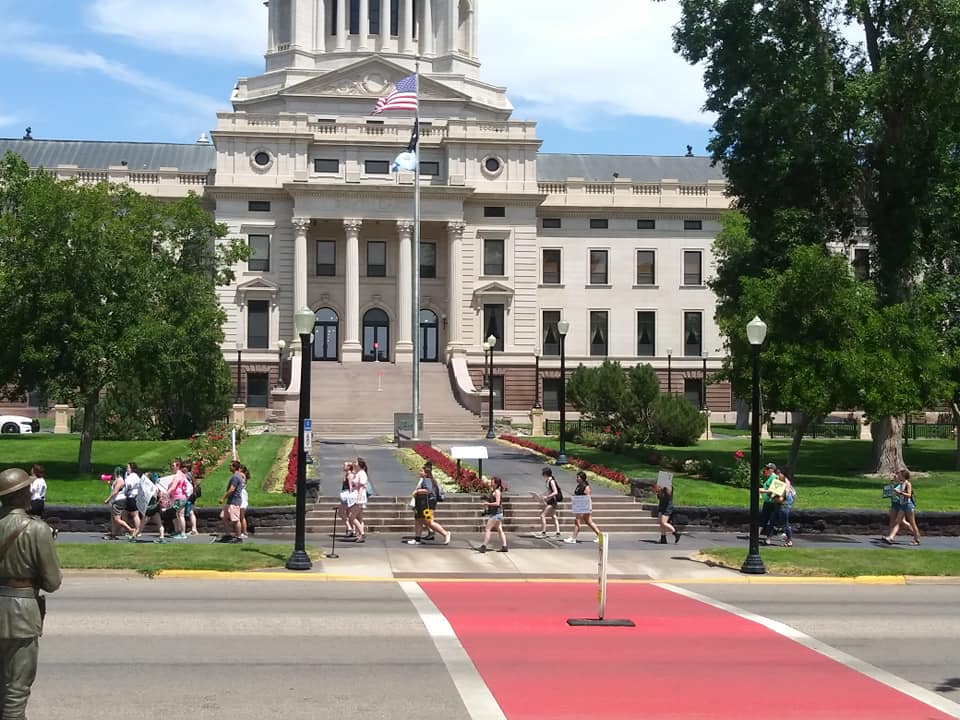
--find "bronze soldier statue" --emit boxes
[0,467,62,719]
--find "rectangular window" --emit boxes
[364,160,390,174]
[367,241,386,277]
[542,249,561,284]
[483,304,505,351]
[637,218,656,230]
[590,218,609,229]
[275,0,292,45]
[542,311,561,356]
[420,242,436,278]
[349,0,360,34]
[542,218,562,229]
[369,0,381,34]
[248,234,270,272]
[636,250,655,285]
[684,219,703,231]
[420,161,440,175]
[316,240,336,276]
[853,249,870,280]
[684,378,703,409]
[314,158,339,173]
[637,312,656,357]
[246,373,269,408]
[590,311,609,357]
[589,249,608,285]
[683,250,703,285]
[542,377,562,411]
[248,200,271,212]
[247,300,269,349]
[390,0,399,35]
[483,206,506,218]
[684,311,703,357]
[484,238,505,276]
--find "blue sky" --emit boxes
[0,0,714,156]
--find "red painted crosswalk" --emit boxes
[421,582,956,720]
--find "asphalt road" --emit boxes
[688,582,960,702]
[25,576,960,719]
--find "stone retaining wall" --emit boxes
[43,505,297,535]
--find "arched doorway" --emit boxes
[313,307,339,361]
[362,308,389,362]
[419,309,439,362]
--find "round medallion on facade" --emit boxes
[250,149,274,173]
[481,155,504,179]
[362,73,389,94]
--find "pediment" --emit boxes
[472,280,515,308]
[236,276,280,299]
[281,58,471,103]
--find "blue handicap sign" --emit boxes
[304,419,312,431]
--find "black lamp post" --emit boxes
[286,306,316,571]
[701,351,708,410]
[667,347,673,395]
[235,341,243,403]
[557,320,570,465]
[741,315,768,575]
[533,350,541,409]
[486,333,497,439]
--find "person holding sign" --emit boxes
[564,471,602,544]
[655,474,680,544]
[764,471,796,546]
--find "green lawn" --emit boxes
[57,542,321,573]
[701,547,960,577]
[530,437,960,511]
[0,433,293,507]
[710,423,752,437]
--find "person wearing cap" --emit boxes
[759,463,779,539]
[0,467,62,719]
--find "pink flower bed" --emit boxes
[499,435,629,486]
[412,444,488,493]
[283,438,299,495]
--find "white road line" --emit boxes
[400,581,507,720]
[660,583,960,720]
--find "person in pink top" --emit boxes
[167,459,189,539]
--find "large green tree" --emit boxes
[0,153,247,470]
[668,0,960,473]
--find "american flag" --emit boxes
[373,74,418,114]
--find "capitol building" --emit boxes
[1,0,739,432]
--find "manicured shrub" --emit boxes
[649,395,706,447]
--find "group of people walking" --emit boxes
[338,457,374,543]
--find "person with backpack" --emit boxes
[535,467,562,538]
[883,469,920,546]
[407,467,451,545]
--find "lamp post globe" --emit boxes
[741,315,768,575]
[485,334,497,439]
[556,320,570,465]
[287,306,316,571]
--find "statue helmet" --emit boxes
[0,468,32,497]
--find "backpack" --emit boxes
[551,478,563,502]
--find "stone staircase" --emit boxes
[261,495,661,536]
[308,362,483,439]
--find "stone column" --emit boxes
[421,0,434,55]
[380,0,392,49]
[358,0,369,49]
[293,218,310,326]
[343,219,363,362]
[315,0,326,51]
[446,221,465,356]
[395,220,415,362]
[335,0,347,49]
[401,0,414,53]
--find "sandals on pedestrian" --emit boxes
[784,540,793,547]
[910,539,921,545]
[881,536,893,545]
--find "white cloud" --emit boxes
[83,0,709,127]
[0,22,223,119]
[0,112,16,129]
[86,0,265,62]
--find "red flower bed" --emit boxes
[499,435,629,486]
[283,438,299,495]
[412,444,487,493]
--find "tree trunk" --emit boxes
[785,412,810,478]
[735,399,749,430]
[871,415,906,475]
[952,400,960,471]
[77,392,99,472]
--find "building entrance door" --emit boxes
[362,308,389,362]
[313,307,339,361]
[419,309,439,362]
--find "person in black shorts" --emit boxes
[535,467,562,538]
[656,484,680,544]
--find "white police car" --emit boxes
[0,415,40,435]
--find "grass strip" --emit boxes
[57,542,321,573]
[699,547,960,577]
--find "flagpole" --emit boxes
[412,58,422,441]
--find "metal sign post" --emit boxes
[567,533,635,627]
